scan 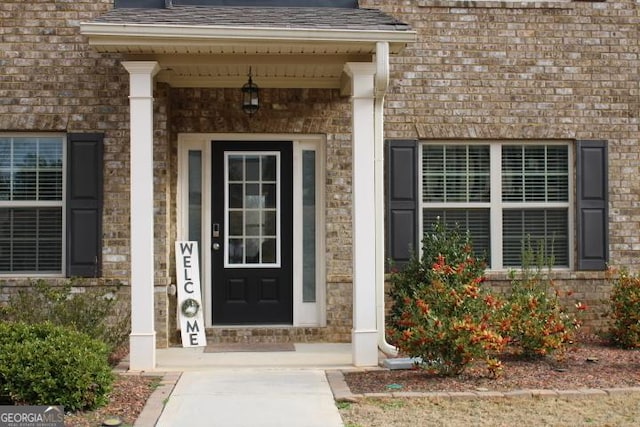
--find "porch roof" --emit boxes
[80,5,416,89]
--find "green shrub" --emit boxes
[0,279,129,353]
[607,268,640,348]
[387,222,506,376]
[499,247,579,359]
[0,322,114,411]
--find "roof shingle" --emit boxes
[91,5,411,32]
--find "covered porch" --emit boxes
[80,3,415,370]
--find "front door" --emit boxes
[212,142,293,324]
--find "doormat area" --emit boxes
[204,343,296,353]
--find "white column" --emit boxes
[122,61,160,371]
[344,62,378,366]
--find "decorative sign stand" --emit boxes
[175,241,206,347]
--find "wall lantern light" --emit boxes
[241,67,259,116]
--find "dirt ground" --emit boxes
[344,341,640,393]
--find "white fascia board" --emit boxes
[80,22,417,52]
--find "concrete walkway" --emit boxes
[147,344,353,427]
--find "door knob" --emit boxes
[212,243,221,250]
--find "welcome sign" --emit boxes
[175,241,206,347]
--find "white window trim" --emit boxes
[420,140,574,271]
[177,133,326,328]
[0,133,66,278]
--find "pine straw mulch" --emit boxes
[65,346,160,427]
[345,335,640,394]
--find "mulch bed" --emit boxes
[345,337,640,394]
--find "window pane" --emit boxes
[188,151,202,245]
[228,156,243,181]
[246,238,260,264]
[245,211,260,236]
[502,145,568,203]
[245,183,261,208]
[0,207,63,273]
[245,156,260,181]
[423,208,490,262]
[503,209,568,267]
[423,145,489,203]
[229,238,244,264]
[0,137,63,202]
[229,211,243,236]
[262,155,277,181]
[262,238,276,264]
[263,211,276,236]
[0,136,64,274]
[302,150,316,303]
[229,184,243,209]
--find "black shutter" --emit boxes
[576,140,608,271]
[385,140,419,267]
[67,133,103,277]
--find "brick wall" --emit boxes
[362,0,640,331]
[2,0,639,344]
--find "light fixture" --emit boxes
[241,67,259,116]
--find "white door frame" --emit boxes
[177,133,326,328]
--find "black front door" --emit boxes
[212,142,293,324]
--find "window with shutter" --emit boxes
[0,135,65,274]
[0,133,103,277]
[419,141,571,269]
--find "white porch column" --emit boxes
[122,61,160,371]
[344,62,378,366]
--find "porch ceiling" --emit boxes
[80,6,416,89]
[117,51,374,89]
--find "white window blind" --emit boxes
[0,136,64,274]
[422,142,570,269]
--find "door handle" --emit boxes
[212,243,221,251]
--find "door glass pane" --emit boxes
[225,152,279,267]
[228,156,243,181]
[229,184,243,209]
[229,211,243,236]
[246,156,260,181]
[245,211,260,236]
[245,183,261,208]
[262,238,276,263]
[229,238,244,264]
[264,211,276,236]
[246,238,260,264]
[262,184,276,208]
[302,150,316,302]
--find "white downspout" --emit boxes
[374,42,398,356]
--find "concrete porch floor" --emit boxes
[154,343,355,371]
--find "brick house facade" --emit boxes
[1,0,638,368]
